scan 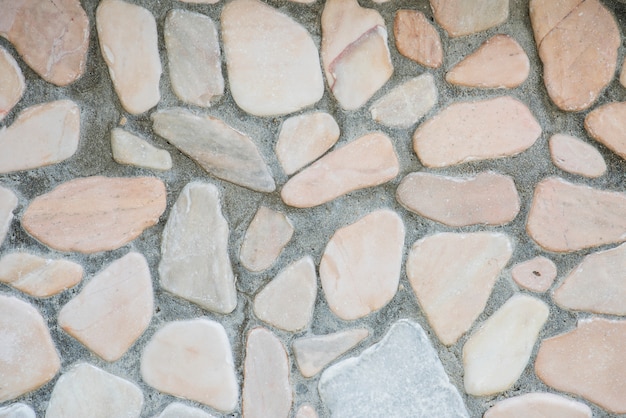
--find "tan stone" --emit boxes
[430,0,509,37]
[394,10,443,68]
[111,128,172,171]
[549,134,606,178]
[511,256,556,293]
[484,393,592,418]
[240,206,294,272]
[0,185,17,247]
[155,403,216,418]
[584,102,626,160]
[0,46,24,121]
[295,405,318,418]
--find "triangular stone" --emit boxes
[111,128,172,171]
[240,206,294,272]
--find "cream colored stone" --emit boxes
[0,403,35,418]
[295,405,318,418]
[584,101,626,160]
[0,46,24,121]
[484,393,592,418]
[240,206,294,272]
[430,0,509,37]
[0,185,17,247]
[549,134,606,178]
[155,403,216,418]
[111,128,172,171]
[394,10,443,68]
[511,256,557,293]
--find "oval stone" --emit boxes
[549,134,606,178]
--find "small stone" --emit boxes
[96,0,161,114]
[320,210,404,320]
[413,96,541,167]
[0,46,24,121]
[406,232,512,345]
[511,256,557,293]
[319,320,469,417]
[584,102,626,160]
[111,128,172,171]
[295,405,318,418]
[281,133,399,208]
[22,176,166,254]
[141,319,238,412]
[549,134,607,178]
[430,0,509,37]
[394,10,443,68]
[463,294,549,396]
[155,403,216,418]
[0,403,35,418]
[484,393,592,418]
[240,206,294,272]
[0,185,17,247]
[396,171,520,227]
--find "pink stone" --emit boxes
[240,206,294,272]
[484,393,592,418]
[511,256,557,293]
[584,102,626,161]
[295,405,318,418]
[394,10,443,68]
[549,134,606,178]
[0,46,24,121]
[430,0,509,37]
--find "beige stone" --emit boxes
[240,206,294,272]
[0,185,17,247]
[394,10,443,68]
[584,101,626,160]
[430,0,509,37]
[111,128,172,171]
[155,403,216,418]
[511,256,557,293]
[484,393,592,418]
[0,46,24,121]
[295,405,318,418]
[549,134,606,178]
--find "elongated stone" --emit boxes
[156,403,216,418]
[549,134,606,178]
[0,46,24,121]
[0,185,17,247]
[511,256,557,293]
[484,393,592,418]
[394,10,443,68]
[0,403,35,418]
[240,206,294,272]
[111,128,172,171]
[584,102,626,160]
[430,0,509,37]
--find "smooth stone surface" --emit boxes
[549,134,606,178]
[407,232,513,345]
[394,10,443,68]
[141,319,238,412]
[430,0,509,37]
[152,108,275,192]
[240,206,294,272]
[584,102,626,160]
[96,0,161,114]
[484,393,592,418]
[397,171,520,227]
[511,256,557,293]
[319,320,469,418]
[0,46,24,121]
[22,176,166,254]
[0,403,35,418]
[159,182,237,314]
[413,96,541,167]
[320,210,404,320]
[155,403,216,418]
[295,405,318,418]
[0,185,18,247]
[221,0,323,116]
[463,294,549,396]
[281,132,399,208]
[111,128,172,171]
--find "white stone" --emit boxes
[0,185,17,247]
[111,128,172,171]
[0,404,35,418]
[155,403,216,418]
[240,206,294,272]
[0,46,24,121]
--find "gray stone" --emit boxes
[0,403,35,418]
[0,185,17,247]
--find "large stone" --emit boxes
[0,46,24,121]
[394,10,443,68]
[484,393,592,418]
[549,134,606,178]
[155,403,216,418]
[240,206,294,272]
[0,403,35,418]
[511,256,557,293]
[0,185,17,247]
[430,0,509,37]
[584,102,626,161]
[111,128,172,171]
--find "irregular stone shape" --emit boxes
[22,176,166,254]
[243,328,292,418]
[240,206,294,272]
[0,403,35,418]
[0,46,24,121]
[0,252,83,298]
[0,295,60,402]
[526,177,626,252]
[511,256,557,293]
[397,171,520,227]
[155,403,216,418]
[535,318,626,414]
[275,112,340,175]
[414,96,541,167]
[370,74,438,128]
[46,363,143,418]
[446,34,529,88]
[293,328,369,378]
[394,10,443,68]
[281,133,399,208]
[407,232,512,345]
[549,134,606,178]
[430,0,509,37]
[584,102,626,160]
[111,128,172,171]
[319,320,469,417]
[320,210,404,320]
[96,0,161,114]
[0,185,17,247]
[463,295,549,396]
[0,100,80,173]
[530,0,619,111]
[0,0,88,86]
[141,319,238,412]
[484,393,592,418]
[221,0,323,116]
[295,405,318,418]
[165,9,223,107]
[152,108,275,192]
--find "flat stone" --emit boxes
[275,112,340,175]
[0,46,24,121]
[293,328,369,378]
[253,256,317,332]
[240,206,294,272]
[535,318,626,414]
[0,295,60,402]
[446,34,529,88]
[530,0,620,111]
[281,133,399,208]
[0,403,35,418]
[484,393,592,418]
[152,108,275,192]
[141,319,238,412]
[394,10,443,68]
[0,100,80,174]
[0,0,88,86]
[430,0,509,37]
[0,252,83,298]
[406,232,513,345]
[526,177,626,252]
[463,294,549,396]
[413,96,541,167]
[320,210,404,320]
[111,128,172,171]
[46,363,143,418]
[370,74,438,128]
[295,405,318,418]
[243,328,292,418]
[584,101,626,160]
[397,171,520,227]
[319,320,469,418]
[96,0,161,114]
[221,0,323,116]
[159,182,236,314]
[511,256,557,293]
[22,176,166,254]
[549,134,606,178]
[155,403,216,418]
[0,185,17,247]
[164,9,223,107]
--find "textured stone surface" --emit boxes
[430,0,509,37]
[0,403,35,418]
[111,128,172,171]
[511,256,557,293]
[584,101,626,160]
[240,206,294,272]
[0,185,18,247]
[549,134,606,178]
[155,403,216,418]
[484,393,592,418]
[0,46,24,121]
[394,10,443,68]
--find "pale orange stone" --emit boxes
[584,102,626,160]
[0,46,24,121]
[430,0,509,37]
[484,393,592,418]
[549,134,606,178]
[394,10,443,68]
[511,256,556,293]
[240,206,294,272]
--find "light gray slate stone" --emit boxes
[0,403,35,418]
[111,128,172,171]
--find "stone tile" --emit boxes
[511,256,557,293]
[0,100,80,174]
[549,134,606,178]
[0,403,35,418]
[319,320,469,417]
[526,177,626,252]
[0,295,60,402]
[413,96,541,167]
[96,0,161,114]
[406,232,513,345]
[295,405,318,418]
[222,0,323,116]
[320,210,404,320]
[445,34,529,88]
[58,252,153,362]
[584,101,626,160]
[0,46,24,121]
[240,206,294,272]
[159,182,237,314]
[0,0,89,86]
[535,318,626,414]
[396,171,520,227]
[430,0,509,37]
[22,176,166,254]
[484,393,592,418]
[155,403,216,418]
[141,319,238,412]
[281,133,399,208]
[394,10,443,68]
[0,185,17,247]
[463,295,549,396]
[152,108,275,192]
[111,128,172,171]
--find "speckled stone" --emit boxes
[0,185,18,247]
[0,46,24,121]
[549,134,606,178]
[584,101,626,161]
[511,256,557,293]
[0,403,35,418]
[111,128,172,171]
[484,393,592,418]
[394,10,443,68]
[430,0,509,37]
[240,206,294,272]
